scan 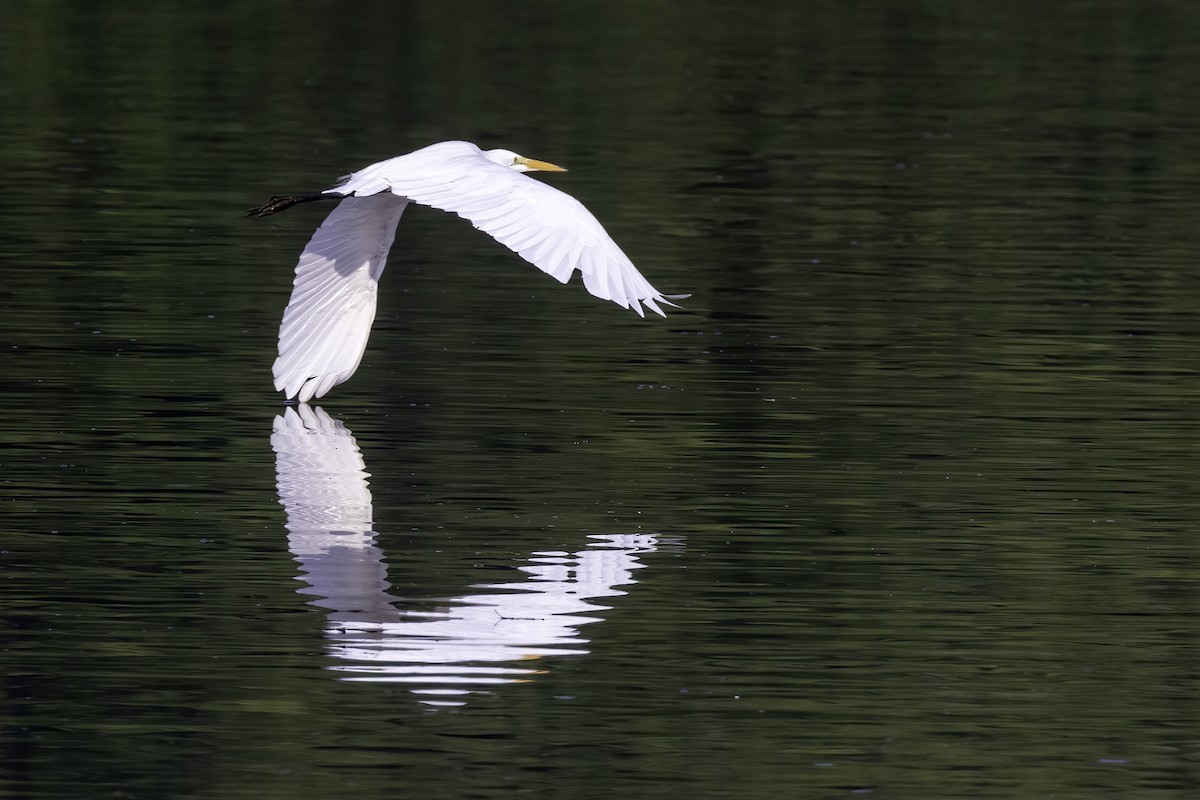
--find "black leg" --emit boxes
[246,192,335,217]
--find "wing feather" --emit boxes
[333,141,680,316]
[545,235,577,283]
[272,194,410,402]
[501,222,546,252]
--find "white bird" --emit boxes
[249,140,685,402]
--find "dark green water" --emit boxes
[3,1,1200,798]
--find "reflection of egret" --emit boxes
[271,404,660,707]
[249,140,686,401]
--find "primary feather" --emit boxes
[263,140,683,402]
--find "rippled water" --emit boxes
[3,1,1200,798]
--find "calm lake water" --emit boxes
[3,1,1200,798]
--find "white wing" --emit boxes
[332,141,680,317]
[273,194,410,402]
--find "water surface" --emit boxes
[2,1,1200,798]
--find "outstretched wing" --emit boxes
[332,142,681,317]
[273,193,410,402]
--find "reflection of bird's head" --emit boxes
[484,148,568,174]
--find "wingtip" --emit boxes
[641,292,688,317]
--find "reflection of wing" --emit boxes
[272,404,394,621]
[332,534,660,706]
[271,405,665,707]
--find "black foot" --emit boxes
[246,193,326,217]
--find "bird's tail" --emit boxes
[246,193,331,217]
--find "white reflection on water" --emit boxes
[271,404,659,707]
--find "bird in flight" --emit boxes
[249,140,685,402]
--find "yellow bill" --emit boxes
[516,156,567,172]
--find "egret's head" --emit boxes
[484,148,568,173]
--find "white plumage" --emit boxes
[253,140,684,402]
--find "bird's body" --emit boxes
[251,140,683,402]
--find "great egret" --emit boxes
[249,140,685,402]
